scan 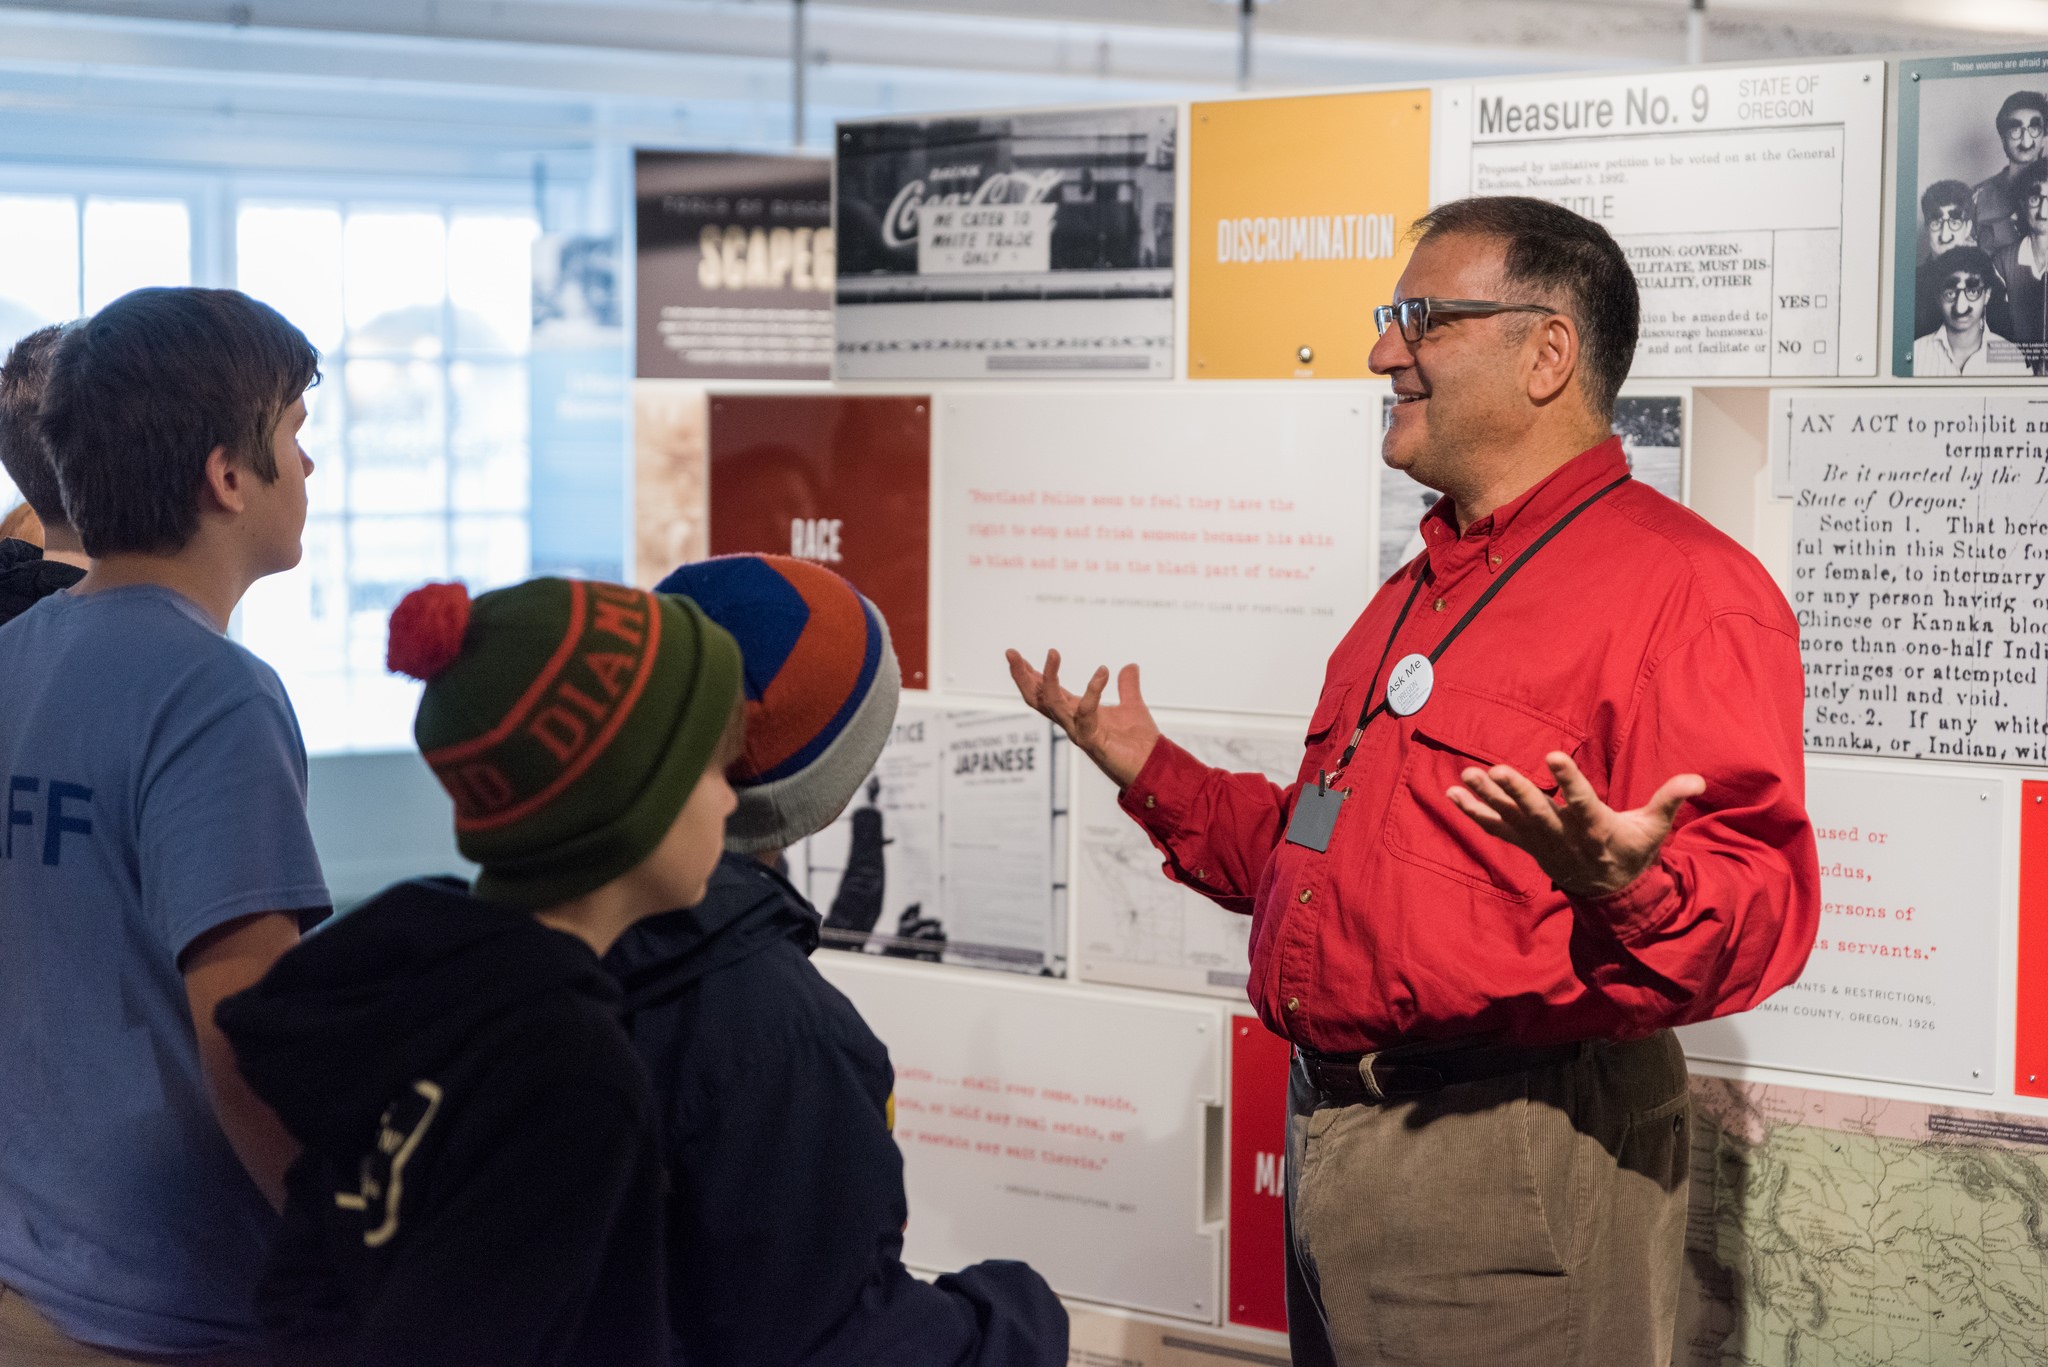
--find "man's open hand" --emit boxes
[1006,648,1161,790]
[1447,752,1703,898]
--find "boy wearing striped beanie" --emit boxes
[605,554,1067,1367]
[219,576,744,1367]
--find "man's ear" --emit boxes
[200,446,248,515]
[1525,313,1579,406]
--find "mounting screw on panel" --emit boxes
[1297,345,1313,363]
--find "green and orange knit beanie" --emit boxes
[386,577,742,909]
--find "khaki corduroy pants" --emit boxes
[1283,1030,1691,1367]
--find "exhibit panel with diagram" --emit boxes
[1073,717,1302,999]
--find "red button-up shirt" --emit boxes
[1119,438,1819,1053]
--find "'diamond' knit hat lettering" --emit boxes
[387,576,743,907]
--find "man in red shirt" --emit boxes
[1009,196,1817,1366]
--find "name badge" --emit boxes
[1386,653,1434,717]
[1285,776,1348,853]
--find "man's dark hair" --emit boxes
[1411,195,1638,417]
[1921,179,1973,223]
[40,288,318,557]
[1997,91,2048,134]
[0,324,73,528]
[1932,244,1999,290]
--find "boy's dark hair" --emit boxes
[1921,179,1974,224]
[41,288,318,557]
[0,324,73,528]
[1411,195,1639,418]
[1997,91,2048,135]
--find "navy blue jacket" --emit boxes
[221,879,669,1367]
[605,854,1067,1367]
[0,537,83,628]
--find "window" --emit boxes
[0,192,193,508]
[235,200,538,752]
[0,168,546,753]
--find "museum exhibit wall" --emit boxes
[572,42,2048,1367]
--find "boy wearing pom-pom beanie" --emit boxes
[218,576,745,1367]
[605,555,1067,1367]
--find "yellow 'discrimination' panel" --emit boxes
[1189,90,1433,379]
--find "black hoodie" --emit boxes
[0,536,84,628]
[218,878,670,1367]
[604,854,1068,1367]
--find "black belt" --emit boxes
[1294,1039,1583,1105]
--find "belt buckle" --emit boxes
[1355,1051,1386,1103]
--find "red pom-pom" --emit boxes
[387,582,472,681]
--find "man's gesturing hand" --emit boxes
[1447,752,1704,899]
[1006,648,1161,790]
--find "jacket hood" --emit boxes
[0,538,84,623]
[605,853,819,1014]
[216,877,619,1155]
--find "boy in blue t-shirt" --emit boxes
[0,288,330,1363]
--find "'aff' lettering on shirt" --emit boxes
[3,775,94,866]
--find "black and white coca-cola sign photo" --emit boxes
[835,106,1177,380]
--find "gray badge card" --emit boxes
[1284,776,1347,853]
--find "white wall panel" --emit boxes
[937,386,1377,716]
[816,955,1226,1321]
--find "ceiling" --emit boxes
[2,0,2043,88]
[0,0,2031,182]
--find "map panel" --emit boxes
[1075,723,1303,999]
[1681,1075,2048,1367]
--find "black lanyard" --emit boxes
[1327,473,1631,780]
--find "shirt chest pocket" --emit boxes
[1382,689,1586,902]
[1294,681,1354,788]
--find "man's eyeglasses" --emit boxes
[1941,281,1991,303]
[1372,297,1560,344]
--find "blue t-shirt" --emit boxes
[0,586,329,1353]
